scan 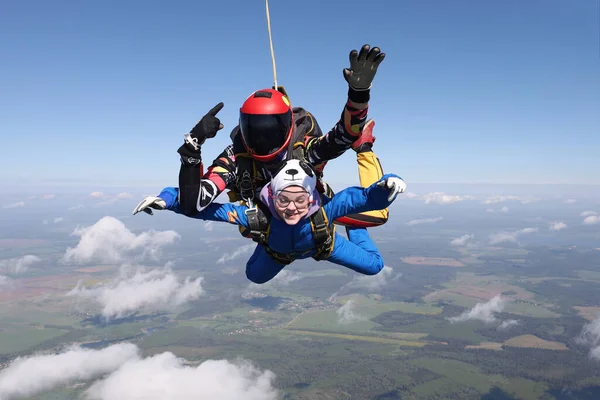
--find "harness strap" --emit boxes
[236,154,256,208]
[310,206,335,261]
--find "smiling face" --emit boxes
[273,186,311,225]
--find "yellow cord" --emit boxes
[265,0,278,90]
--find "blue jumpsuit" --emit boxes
[157,174,399,284]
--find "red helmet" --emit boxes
[239,88,294,162]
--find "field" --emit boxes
[465,342,504,351]
[503,335,568,350]
[574,306,600,321]
[407,357,548,400]
[287,294,442,336]
[401,256,465,267]
[3,234,600,400]
[284,330,430,346]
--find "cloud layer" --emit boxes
[67,264,203,319]
[63,216,180,265]
[0,343,278,400]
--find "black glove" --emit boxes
[178,102,225,165]
[189,102,225,143]
[343,44,386,91]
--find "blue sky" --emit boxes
[1,0,599,192]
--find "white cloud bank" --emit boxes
[336,300,365,324]
[578,317,600,361]
[406,217,443,226]
[217,244,255,265]
[0,343,139,399]
[482,195,539,205]
[549,221,567,231]
[423,192,473,205]
[0,343,278,400]
[489,227,537,245]
[62,216,180,265]
[67,264,203,319]
[447,295,506,324]
[2,202,25,209]
[446,296,519,331]
[0,255,41,275]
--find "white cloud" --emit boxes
[482,195,539,205]
[565,199,577,204]
[328,266,400,303]
[0,343,139,399]
[451,234,474,246]
[2,202,25,209]
[42,194,56,200]
[116,192,133,200]
[0,343,279,400]
[217,244,255,264]
[346,265,400,291]
[0,255,41,275]
[406,217,443,226]
[497,319,519,331]
[204,221,214,232]
[89,192,105,198]
[583,216,600,225]
[423,192,473,205]
[336,300,365,324]
[0,275,10,287]
[68,204,85,211]
[272,270,303,285]
[54,217,64,223]
[67,264,203,319]
[62,216,180,265]
[485,206,509,213]
[581,211,597,217]
[447,295,506,324]
[489,227,537,245]
[85,351,278,400]
[549,221,567,231]
[577,317,600,360]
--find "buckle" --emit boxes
[249,230,266,243]
[313,223,328,235]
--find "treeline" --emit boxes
[519,280,600,311]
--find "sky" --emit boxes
[1,0,599,193]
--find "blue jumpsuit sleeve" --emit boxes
[157,187,250,228]
[323,173,401,221]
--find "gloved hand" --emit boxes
[178,102,225,160]
[343,44,386,91]
[132,196,167,216]
[377,176,407,202]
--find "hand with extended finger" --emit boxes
[183,102,225,152]
[132,196,167,216]
[376,175,407,202]
[343,44,386,91]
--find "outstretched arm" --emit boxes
[305,44,385,172]
[323,174,406,221]
[157,187,250,228]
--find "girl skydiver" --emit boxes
[133,156,406,284]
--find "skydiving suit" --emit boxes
[177,87,389,232]
[156,174,400,284]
